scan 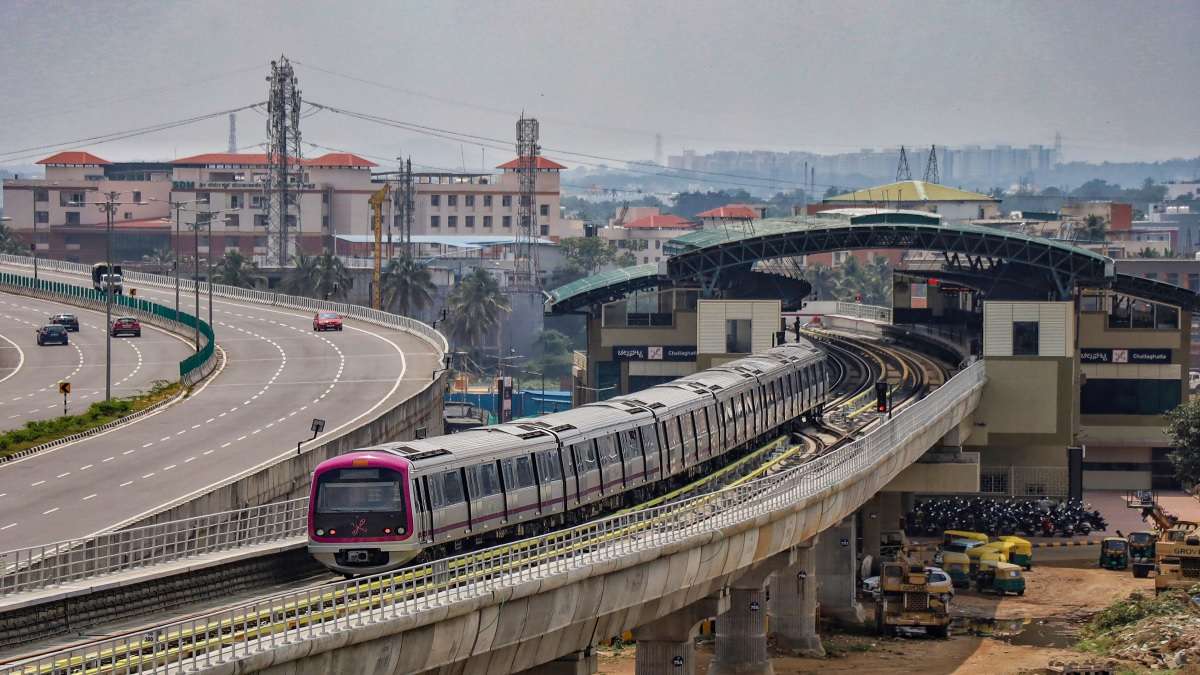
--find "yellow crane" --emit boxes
[368,183,392,310]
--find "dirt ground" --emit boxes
[594,562,1153,675]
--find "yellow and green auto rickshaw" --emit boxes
[1099,537,1129,570]
[941,551,971,589]
[975,559,1026,595]
[942,530,989,549]
[999,535,1033,570]
[937,530,990,566]
[967,542,1009,574]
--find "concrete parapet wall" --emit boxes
[112,372,446,533]
[217,383,982,675]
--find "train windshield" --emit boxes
[316,468,405,513]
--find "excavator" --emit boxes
[1126,490,1200,592]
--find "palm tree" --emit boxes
[864,256,892,305]
[282,253,319,297]
[382,255,436,316]
[444,268,510,347]
[313,252,352,301]
[804,264,837,300]
[212,250,263,288]
[835,256,867,301]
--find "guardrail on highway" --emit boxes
[0,499,306,597]
[0,271,216,386]
[0,253,447,355]
[3,361,985,673]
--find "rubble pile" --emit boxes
[1083,587,1200,670]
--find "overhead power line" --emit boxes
[0,102,266,163]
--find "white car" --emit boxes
[863,566,954,597]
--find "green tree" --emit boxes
[281,253,319,297]
[804,264,838,300]
[141,247,175,274]
[313,252,353,300]
[382,255,436,316]
[529,329,574,381]
[0,220,24,255]
[444,268,510,347]
[559,237,619,274]
[1082,214,1106,241]
[1165,400,1200,487]
[211,251,262,288]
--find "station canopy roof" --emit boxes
[824,180,997,203]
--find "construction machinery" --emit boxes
[368,183,391,310]
[1126,490,1200,592]
[874,545,951,638]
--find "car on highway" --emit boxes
[36,324,69,346]
[48,313,79,331]
[313,311,343,332]
[109,316,141,337]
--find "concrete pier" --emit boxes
[768,540,823,657]
[817,517,865,626]
[633,594,728,675]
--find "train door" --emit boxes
[679,413,697,468]
[694,407,711,459]
[638,424,662,479]
[536,449,566,513]
[572,442,600,503]
[413,476,434,543]
[434,469,469,540]
[469,463,504,532]
[597,435,623,491]
[619,428,645,484]
[502,456,538,521]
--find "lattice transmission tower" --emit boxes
[263,56,303,267]
[896,145,912,181]
[515,116,541,290]
[923,145,939,184]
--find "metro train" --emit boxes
[308,340,830,576]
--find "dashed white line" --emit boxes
[0,523,15,531]
[119,481,133,487]
[202,449,214,455]
[55,472,70,478]
[79,464,93,471]
[141,472,155,479]
[82,494,96,501]
[42,507,59,515]
[102,457,114,462]
[220,441,232,448]
[163,464,177,471]
[142,442,154,448]
[30,480,44,487]
[184,457,196,463]
[123,449,135,455]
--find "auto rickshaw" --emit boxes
[937,530,989,566]
[975,559,1026,595]
[1127,531,1156,578]
[941,551,971,588]
[999,535,1033,570]
[967,542,1009,574]
[942,530,989,549]
[1099,536,1129,570]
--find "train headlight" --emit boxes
[384,527,393,534]
[329,529,337,535]
[315,529,325,536]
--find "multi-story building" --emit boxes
[599,210,696,265]
[1,151,568,265]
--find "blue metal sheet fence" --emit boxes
[0,271,214,383]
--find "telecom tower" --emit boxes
[923,145,939,184]
[515,116,540,290]
[896,146,912,181]
[263,56,303,267]
[392,156,414,256]
[227,113,237,153]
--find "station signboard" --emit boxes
[1080,348,1171,364]
[612,345,698,362]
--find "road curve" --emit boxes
[0,293,191,431]
[0,264,441,549]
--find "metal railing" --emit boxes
[833,301,892,323]
[4,362,985,674]
[0,271,216,386]
[980,465,1069,497]
[0,253,447,354]
[0,499,307,597]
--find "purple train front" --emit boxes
[307,451,421,576]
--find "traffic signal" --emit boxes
[875,381,888,413]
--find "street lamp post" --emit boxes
[31,196,38,282]
[73,191,143,401]
[150,197,208,326]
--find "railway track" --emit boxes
[2,334,952,674]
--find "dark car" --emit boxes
[36,324,69,346]
[313,311,343,332]
[110,317,141,337]
[48,313,79,331]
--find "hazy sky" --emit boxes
[1,0,1197,174]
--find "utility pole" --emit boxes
[194,208,227,345]
[31,194,38,282]
[923,145,939,184]
[896,146,912,182]
[152,196,209,321]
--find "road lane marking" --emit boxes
[30,480,44,487]
[42,507,59,515]
[82,494,96,501]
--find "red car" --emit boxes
[313,312,343,332]
[110,316,141,337]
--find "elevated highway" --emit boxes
[0,256,444,550]
[0,293,191,430]
[2,359,985,675]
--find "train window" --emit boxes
[597,436,619,464]
[540,451,562,482]
[477,464,501,496]
[441,471,465,504]
[621,429,641,460]
[681,414,695,452]
[515,456,536,487]
[501,459,517,491]
[639,425,659,453]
